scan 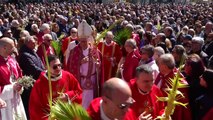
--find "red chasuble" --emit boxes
[155,70,192,120]
[87,98,137,120]
[66,44,104,97]
[97,41,122,81]
[129,79,164,118]
[123,49,141,82]
[29,70,82,120]
[61,36,78,54]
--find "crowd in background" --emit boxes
[0,1,213,120]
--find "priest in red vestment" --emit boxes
[37,34,55,65]
[129,65,164,119]
[154,54,192,120]
[66,20,103,109]
[29,55,82,120]
[121,39,141,82]
[87,78,137,120]
[0,37,27,120]
[61,27,78,55]
[97,31,122,81]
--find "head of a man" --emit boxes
[48,55,62,77]
[42,34,52,46]
[136,65,154,93]
[102,78,134,120]
[105,31,114,44]
[124,39,137,53]
[153,46,165,61]
[0,37,16,57]
[140,44,154,62]
[157,54,175,75]
[191,37,204,53]
[25,36,37,50]
[70,28,78,38]
[40,23,50,34]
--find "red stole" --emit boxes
[0,55,22,92]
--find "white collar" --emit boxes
[44,71,62,81]
[104,41,113,46]
[100,100,111,120]
[138,88,150,95]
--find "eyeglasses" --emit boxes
[52,64,62,70]
[117,98,135,110]
[71,32,77,33]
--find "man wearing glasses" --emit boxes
[29,55,82,120]
[129,65,164,120]
[87,78,137,120]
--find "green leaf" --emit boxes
[114,28,132,46]
[50,101,91,120]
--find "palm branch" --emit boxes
[114,28,132,46]
[51,41,61,57]
[94,19,122,46]
[50,101,91,120]
[156,57,188,120]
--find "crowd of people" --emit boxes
[0,1,213,120]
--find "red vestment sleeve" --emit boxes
[29,81,48,120]
[65,73,82,104]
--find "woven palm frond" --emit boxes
[50,101,91,120]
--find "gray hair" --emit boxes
[159,54,175,69]
[136,64,153,77]
[40,23,50,32]
[192,37,204,46]
[125,39,137,49]
[42,34,52,40]
[24,36,34,44]
[154,47,165,56]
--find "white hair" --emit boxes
[192,37,204,46]
[40,23,50,32]
[31,24,38,30]
[42,34,52,40]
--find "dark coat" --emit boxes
[18,45,45,80]
[18,45,45,119]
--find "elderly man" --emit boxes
[98,31,122,81]
[18,36,45,119]
[87,78,136,120]
[67,20,103,109]
[37,34,55,65]
[129,65,164,119]
[29,55,82,120]
[36,23,57,45]
[190,37,208,66]
[155,54,192,120]
[0,37,27,120]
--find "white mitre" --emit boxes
[78,20,93,39]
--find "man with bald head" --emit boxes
[87,77,136,120]
[0,37,27,120]
[97,31,122,81]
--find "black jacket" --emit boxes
[18,45,45,80]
